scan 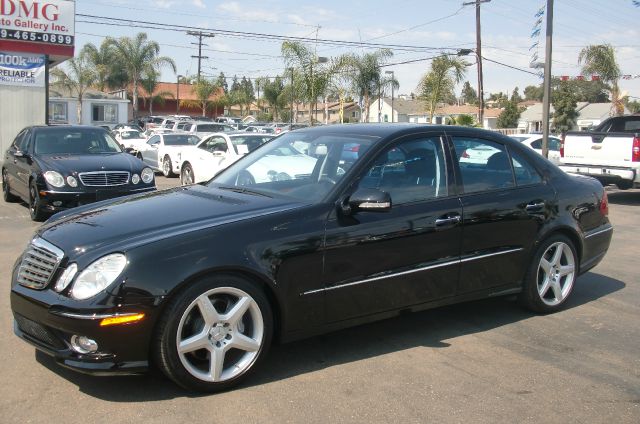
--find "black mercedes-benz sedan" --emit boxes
[10,124,612,392]
[2,126,156,221]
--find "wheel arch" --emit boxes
[536,225,583,265]
[152,266,284,344]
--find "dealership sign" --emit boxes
[0,51,45,86]
[0,0,75,59]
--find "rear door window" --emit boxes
[452,137,514,193]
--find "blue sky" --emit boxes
[74,0,640,99]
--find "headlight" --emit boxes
[131,174,140,184]
[66,175,78,187]
[44,171,65,187]
[70,254,127,300]
[141,167,154,184]
[54,263,77,292]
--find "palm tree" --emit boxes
[340,49,393,122]
[180,78,220,117]
[578,44,623,116]
[105,33,176,118]
[418,55,467,123]
[263,77,286,121]
[81,40,127,91]
[50,54,96,123]
[140,69,173,116]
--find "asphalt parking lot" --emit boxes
[1,177,638,423]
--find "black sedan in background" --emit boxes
[2,126,156,220]
[10,124,612,392]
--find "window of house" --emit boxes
[92,104,118,123]
[49,102,68,123]
[351,111,359,118]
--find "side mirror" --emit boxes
[341,188,392,215]
[14,150,29,159]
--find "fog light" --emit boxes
[53,201,62,207]
[70,335,98,354]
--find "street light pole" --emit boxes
[310,56,328,126]
[176,74,183,114]
[541,0,554,159]
[290,67,294,127]
[385,70,394,123]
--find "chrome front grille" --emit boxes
[17,238,64,289]
[79,171,130,187]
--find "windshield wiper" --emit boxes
[216,185,272,198]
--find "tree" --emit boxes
[106,33,176,118]
[418,55,467,122]
[263,77,286,121]
[488,91,509,108]
[578,44,623,115]
[511,87,522,103]
[81,40,128,91]
[496,100,521,128]
[461,81,478,105]
[180,78,219,117]
[216,72,228,93]
[50,54,96,123]
[337,49,394,122]
[552,81,579,133]
[140,69,173,116]
[524,85,543,101]
[455,114,475,126]
[625,98,640,113]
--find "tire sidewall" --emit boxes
[520,234,578,314]
[181,163,193,186]
[155,275,273,392]
[163,156,173,177]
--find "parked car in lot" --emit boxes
[112,128,148,154]
[2,126,155,221]
[138,132,200,177]
[183,122,236,136]
[559,115,640,189]
[510,133,562,164]
[9,124,612,392]
[179,133,273,185]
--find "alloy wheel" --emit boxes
[536,241,576,306]
[182,166,194,185]
[163,158,171,176]
[176,287,264,383]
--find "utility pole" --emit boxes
[463,0,490,128]
[187,31,215,81]
[541,0,554,159]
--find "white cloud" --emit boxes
[192,0,206,8]
[151,0,175,8]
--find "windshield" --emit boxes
[229,135,273,154]
[164,134,200,146]
[510,136,529,142]
[34,128,123,155]
[120,130,143,139]
[210,131,378,202]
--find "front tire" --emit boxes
[29,181,47,221]
[181,163,194,186]
[2,168,18,202]
[162,155,175,177]
[519,234,578,313]
[154,275,273,392]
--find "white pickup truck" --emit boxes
[559,115,640,189]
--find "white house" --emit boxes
[48,86,130,128]
[517,102,629,133]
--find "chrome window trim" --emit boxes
[302,247,524,296]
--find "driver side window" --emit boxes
[358,137,448,205]
[148,135,160,146]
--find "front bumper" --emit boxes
[38,185,156,214]
[11,281,158,375]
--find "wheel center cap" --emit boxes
[209,323,227,342]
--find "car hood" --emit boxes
[37,184,304,256]
[36,153,144,174]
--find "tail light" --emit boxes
[275,128,282,134]
[347,145,360,152]
[632,136,640,162]
[599,190,609,217]
[560,133,565,157]
[461,150,470,159]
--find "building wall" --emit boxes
[0,85,45,162]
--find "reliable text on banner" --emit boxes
[0,51,45,87]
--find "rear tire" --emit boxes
[2,168,18,202]
[519,234,578,313]
[154,275,273,392]
[162,155,175,177]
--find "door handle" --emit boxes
[525,202,545,212]
[435,214,461,227]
